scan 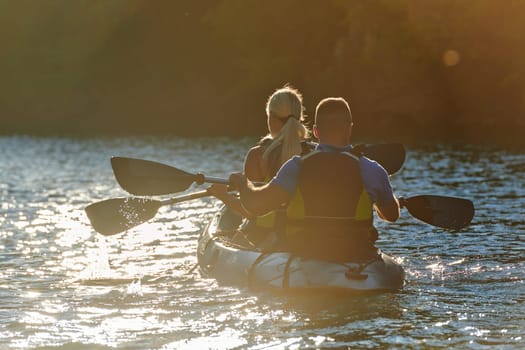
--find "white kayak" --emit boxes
[197,206,406,294]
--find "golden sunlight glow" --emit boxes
[443,50,460,66]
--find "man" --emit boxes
[230,97,399,262]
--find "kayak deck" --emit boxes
[197,207,406,294]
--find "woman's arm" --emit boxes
[244,146,266,182]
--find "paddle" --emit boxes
[352,143,405,175]
[111,157,230,196]
[85,190,210,236]
[86,192,473,236]
[399,195,475,230]
[111,143,405,196]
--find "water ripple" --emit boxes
[0,136,523,349]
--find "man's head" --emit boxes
[313,97,353,146]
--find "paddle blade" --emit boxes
[85,197,162,235]
[404,195,474,230]
[362,143,406,175]
[111,157,198,195]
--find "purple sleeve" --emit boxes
[359,157,395,206]
[269,156,302,195]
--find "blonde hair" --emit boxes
[263,85,310,168]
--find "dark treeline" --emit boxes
[1,0,524,145]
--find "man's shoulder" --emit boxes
[270,155,302,195]
[281,155,302,169]
[359,156,388,177]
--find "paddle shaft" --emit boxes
[161,190,211,206]
[87,191,473,236]
[111,143,404,196]
[200,176,230,186]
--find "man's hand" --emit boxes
[374,196,400,222]
[207,179,253,219]
[228,172,247,193]
[207,184,229,200]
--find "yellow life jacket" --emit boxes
[285,150,376,262]
[253,140,313,230]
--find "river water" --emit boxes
[0,136,523,349]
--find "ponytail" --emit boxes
[263,117,309,168]
[262,84,310,174]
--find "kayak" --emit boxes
[85,156,471,293]
[197,206,406,294]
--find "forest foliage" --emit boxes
[1,0,524,145]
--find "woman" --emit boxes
[208,85,311,220]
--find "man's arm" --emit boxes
[229,174,290,217]
[360,157,400,222]
[207,184,254,218]
[374,197,400,222]
[230,156,300,217]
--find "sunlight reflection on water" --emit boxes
[0,136,523,349]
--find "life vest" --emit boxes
[285,150,376,262]
[251,139,313,230]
